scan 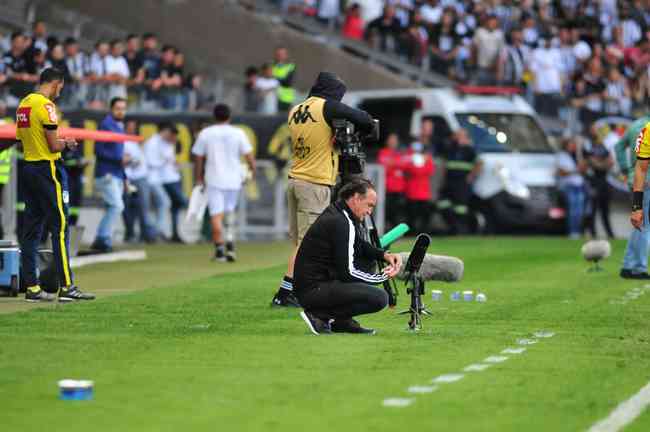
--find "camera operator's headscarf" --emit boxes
[308,72,347,102]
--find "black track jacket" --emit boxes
[294,200,388,295]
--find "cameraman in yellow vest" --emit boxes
[271,72,374,307]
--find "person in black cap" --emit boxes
[270,72,375,307]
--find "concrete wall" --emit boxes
[52,0,415,94]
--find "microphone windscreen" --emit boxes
[396,253,464,282]
[581,240,611,262]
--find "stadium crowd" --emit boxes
[274,0,650,128]
[0,21,207,111]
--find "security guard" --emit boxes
[272,47,296,112]
[437,129,482,235]
[270,72,374,307]
[16,67,95,302]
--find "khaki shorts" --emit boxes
[287,178,331,245]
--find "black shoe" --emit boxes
[331,318,376,335]
[25,287,56,302]
[59,285,96,302]
[300,311,332,335]
[90,241,112,253]
[169,235,186,244]
[620,269,650,279]
[225,251,236,263]
[271,292,301,308]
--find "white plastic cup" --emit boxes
[463,290,474,301]
[431,290,443,301]
[476,293,487,302]
[451,291,461,301]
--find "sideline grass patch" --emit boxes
[0,237,649,431]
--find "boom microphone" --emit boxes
[396,253,464,282]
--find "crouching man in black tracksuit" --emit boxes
[294,178,402,335]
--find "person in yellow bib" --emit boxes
[16,68,95,302]
[270,72,374,307]
[630,121,650,231]
[272,47,296,112]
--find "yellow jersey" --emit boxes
[635,122,650,160]
[16,93,61,162]
[288,96,339,186]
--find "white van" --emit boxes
[343,86,565,233]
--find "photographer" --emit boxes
[271,72,375,307]
[295,179,402,335]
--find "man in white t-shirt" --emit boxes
[105,40,130,100]
[192,104,256,262]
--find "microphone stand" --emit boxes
[398,271,431,331]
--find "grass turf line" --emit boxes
[0,237,649,431]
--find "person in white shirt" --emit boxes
[105,40,130,100]
[530,35,564,117]
[255,64,279,115]
[122,120,157,243]
[144,124,176,240]
[87,40,110,109]
[192,104,256,262]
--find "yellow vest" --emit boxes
[0,148,11,184]
[272,63,296,104]
[288,96,338,186]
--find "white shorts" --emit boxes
[207,187,240,216]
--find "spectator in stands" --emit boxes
[472,14,505,85]
[87,40,111,109]
[159,45,182,110]
[605,67,632,116]
[530,34,564,117]
[403,137,435,235]
[365,5,402,53]
[556,136,588,239]
[243,66,260,112]
[30,21,48,53]
[173,51,188,109]
[46,44,69,80]
[420,0,443,26]
[92,97,128,252]
[256,63,279,114]
[186,73,205,111]
[402,9,429,65]
[377,132,406,229]
[144,123,176,241]
[3,31,36,105]
[430,8,461,78]
[122,120,157,243]
[272,46,296,111]
[500,26,531,87]
[63,37,87,108]
[138,33,162,108]
[317,0,340,28]
[106,39,130,100]
[580,56,607,125]
[124,34,145,96]
[342,3,364,41]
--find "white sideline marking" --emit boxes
[71,250,147,269]
[517,338,538,345]
[502,347,526,355]
[463,364,491,372]
[432,374,465,383]
[407,386,438,394]
[533,331,555,338]
[587,381,650,432]
[383,398,415,407]
[483,356,509,363]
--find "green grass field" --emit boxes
[1,237,649,431]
